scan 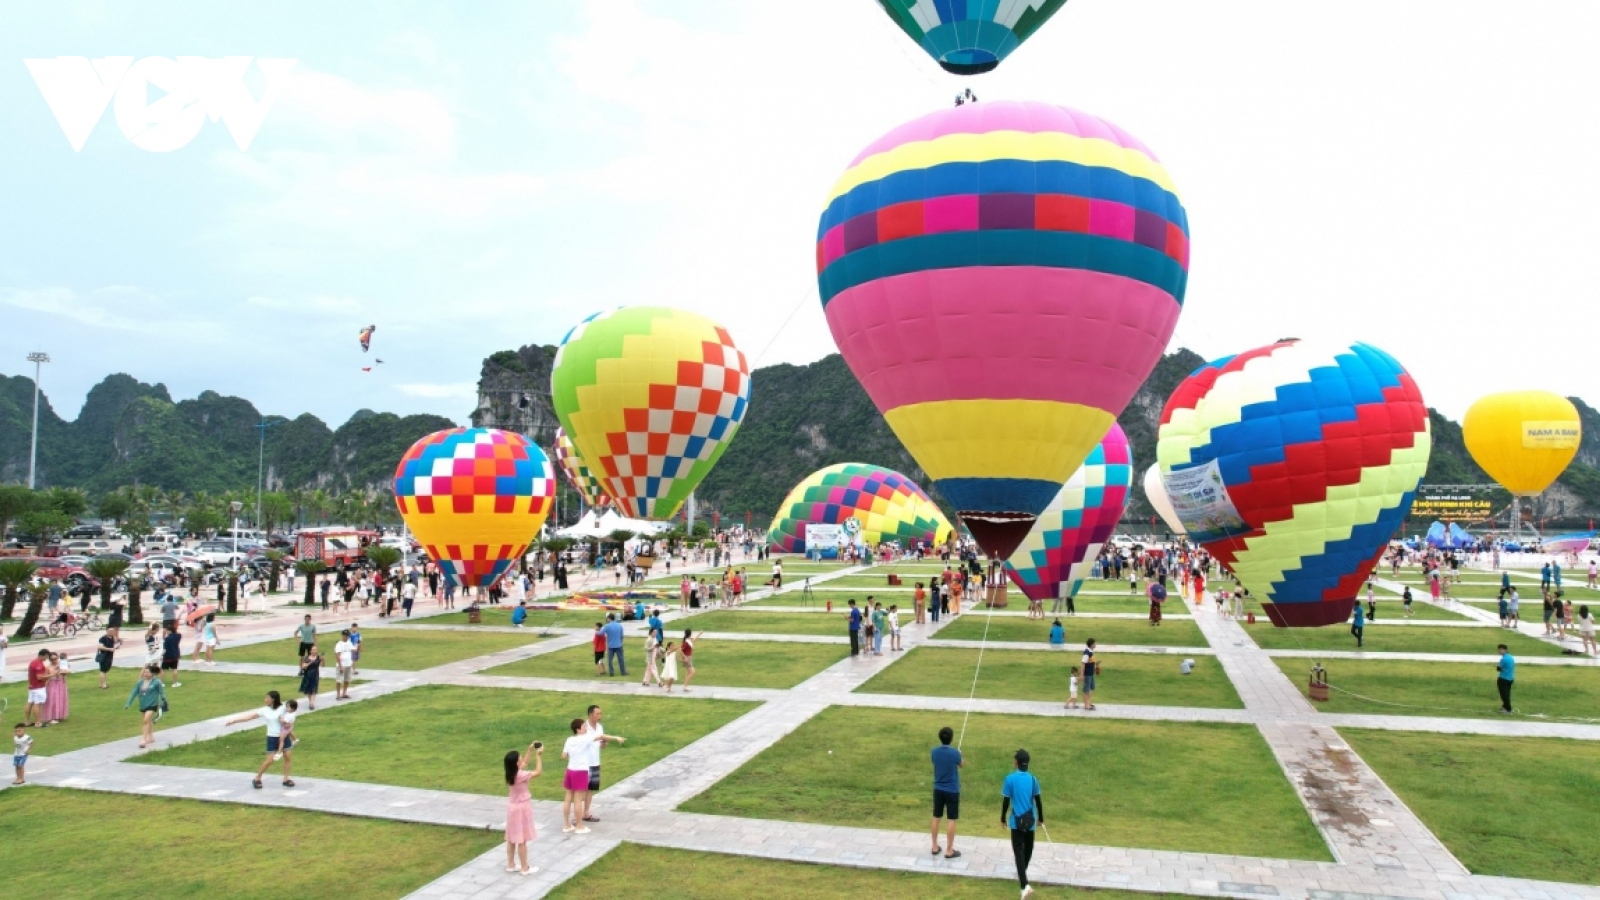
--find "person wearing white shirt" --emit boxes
[333,630,355,700]
[579,704,626,825]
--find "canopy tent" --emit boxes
[554,508,670,540]
[1424,520,1477,549]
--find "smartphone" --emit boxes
[533,741,543,750]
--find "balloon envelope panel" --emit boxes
[393,428,555,588]
[1462,391,1581,496]
[1143,464,1184,535]
[1156,341,1430,627]
[767,463,954,553]
[817,101,1188,558]
[551,307,751,520]
[1004,424,1132,601]
[554,426,611,509]
[875,0,1070,74]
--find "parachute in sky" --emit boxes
[1462,391,1581,497]
[392,427,555,587]
[1156,340,1430,627]
[767,462,953,554]
[553,425,611,510]
[550,307,750,520]
[875,0,1070,75]
[358,325,376,352]
[1004,423,1132,602]
[817,100,1189,559]
[1142,464,1184,535]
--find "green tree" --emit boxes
[184,503,226,537]
[0,485,35,540]
[17,508,72,548]
[84,558,130,611]
[96,489,137,523]
[0,558,39,620]
[43,486,89,519]
[364,544,403,578]
[605,530,637,553]
[263,549,288,592]
[260,492,293,534]
[295,558,327,605]
[12,582,48,641]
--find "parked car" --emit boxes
[62,539,118,555]
[22,557,96,591]
[194,541,248,567]
[63,524,107,539]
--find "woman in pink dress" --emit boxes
[42,652,70,724]
[503,739,544,875]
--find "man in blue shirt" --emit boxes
[847,599,862,656]
[1000,748,1043,899]
[602,614,626,676]
[929,726,962,858]
[647,609,664,644]
[1350,600,1365,648]
[510,602,527,627]
[1495,643,1514,713]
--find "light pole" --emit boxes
[26,352,49,489]
[255,417,285,531]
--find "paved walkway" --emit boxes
[10,558,1600,900]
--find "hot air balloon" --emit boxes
[767,463,954,554]
[553,426,611,510]
[551,307,750,520]
[817,101,1189,559]
[1155,341,1431,627]
[1143,464,1184,535]
[1463,391,1581,542]
[875,0,1069,75]
[393,427,555,587]
[1004,423,1132,602]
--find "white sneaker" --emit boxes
[1021,887,1034,899]
[574,825,591,834]
[561,824,575,833]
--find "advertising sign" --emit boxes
[1409,485,1495,521]
[1164,461,1250,542]
[804,523,844,559]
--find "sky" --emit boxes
[2,0,1598,428]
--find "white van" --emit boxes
[217,528,265,544]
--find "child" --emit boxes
[349,622,363,674]
[1402,586,1414,618]
[592,623,606,675]
[13,722,31,785]
[275,699,300,761]
[1066,666,1080,710]
[888,604,902,651]
[560,718,595,833]
[660,641,679,693]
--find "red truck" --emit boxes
[294,528,378,569]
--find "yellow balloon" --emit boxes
[1462,391,1581,496]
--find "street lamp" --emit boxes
[230,500,244,564]
[26,352,49,489]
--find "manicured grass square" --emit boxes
[935,614,1208,648]
[217,629,547,671]
[0,788,498,898]
[1230,592,1472,622]
[857,646,1240,708]
[1341,729,1600,883]
[484,639,848,690]
[0,668,323,755]
[143,685,755,797]
[549,843,1188,899]
[1247,623,1560,656]
[681,707,1326,860]
[673,610,849,637]
[1272,657,1600,720]
[395,607,633,629]
[747,589,905,608]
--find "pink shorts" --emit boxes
[563,769,590,791]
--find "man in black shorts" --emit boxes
[929,725,962,858]
[161,624,183,688]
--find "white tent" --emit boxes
[554,508,670,539]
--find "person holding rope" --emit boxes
[1495,643,1515,714]
[929,726,962,859]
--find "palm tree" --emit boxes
[12,582,49,641]
[224,568,241,614]
[84,558,131,611]
[126,572,147,626]
[263,549,288,593]
[295,559,326,605]
[364,545,404,615]
[0,558,39,621]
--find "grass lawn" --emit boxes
[0,788,498,898]
[681,707,1326,860]
[1272,658,1600,720]
[216,629,546,670]
[484,640,848,690]
[748,591,1190,617]
[1228,591,1472,622]
[748,589,907,608]
[549,843,1189,900]
[1,668,322,755]
[857,646,1241,708]
[1247,624,1561,656]
[672,610,851,637]
[394,607,627,629]
[144,684,755,797]
[936,614,1208,648]
[1341,729,1600,883]
[1396,581,1600,603]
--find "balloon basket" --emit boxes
[983,583,1008,609]
[633,553,656,572]
[1308,663,1329,702]
[886,573,902,586]
[468,607,482,624]
[1246,613,1256,624]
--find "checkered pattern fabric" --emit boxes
[767,463,952,554]
[554,426,610,509]
[392,427,555,588]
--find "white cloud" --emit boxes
[396,382,477,399]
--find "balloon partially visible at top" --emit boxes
[876,0,1070,74]
[1462,391,1582,497]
